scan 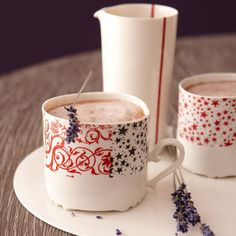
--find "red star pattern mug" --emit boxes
[177,73,236,177]
[42,92,184,211]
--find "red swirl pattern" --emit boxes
[77,124,112,144]
[43,119,112,175]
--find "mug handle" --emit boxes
[147,138,184,188]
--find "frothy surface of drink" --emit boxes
[49,99,145,123]
[186,81,236,96]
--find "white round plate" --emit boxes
[14,147,236,235]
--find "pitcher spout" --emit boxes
[93,9,105,20]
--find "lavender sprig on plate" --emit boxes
[172,169,215,235]
[172,183,200,233]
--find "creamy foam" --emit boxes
[48,99,145,123]
[186,81,236,96]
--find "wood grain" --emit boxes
[1,34,236,235]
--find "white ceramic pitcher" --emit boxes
[94,4,178,151]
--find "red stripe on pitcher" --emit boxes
[151,4,155,17]
[155,17,167,144]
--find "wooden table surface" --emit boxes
[1,34,236,235]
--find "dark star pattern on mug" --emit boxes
[109,118,148,178]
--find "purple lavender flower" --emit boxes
[65,106,77,113]
[185,203,201,226]
[200,224,215,236]
[172,184,201,233]
[172,182,215,236]
[64,106,80,144]
[176,219,188,233]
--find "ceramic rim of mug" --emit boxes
[179,73,236,99]
[100,3,178,20]
[42,92,150,126]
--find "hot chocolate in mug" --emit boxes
[42,92,184,211]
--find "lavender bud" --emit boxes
[64,106,80,144]
[200,224,215,236]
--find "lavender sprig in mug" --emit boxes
[42,92,184,211]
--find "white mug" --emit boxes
[177,73,236,177]
[42,92,184,211]
[94,4,178,151]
